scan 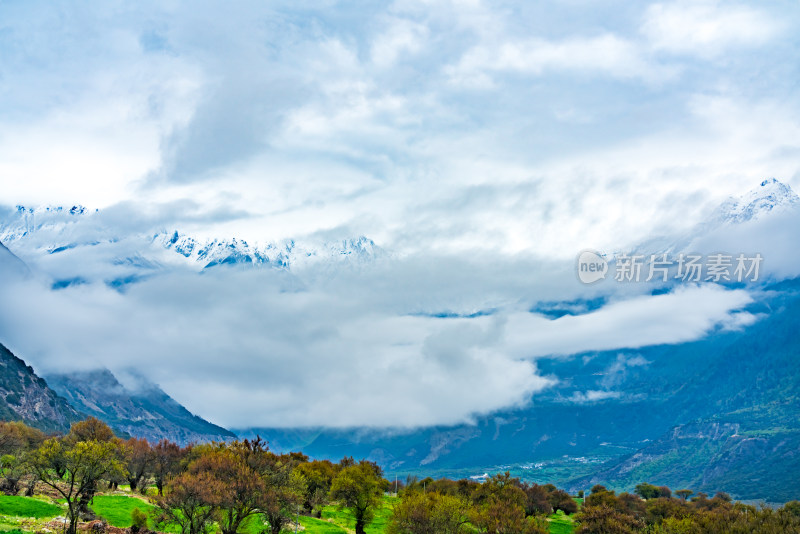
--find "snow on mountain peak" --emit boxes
[1,204,95,244]
[713,178,799,224]
[152,230,383,270]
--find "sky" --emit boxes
[0,0,799,429]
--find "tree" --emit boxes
[549,489,578,515]
[68,417,115,443]
[29,438,126,534]
[675,489,693,501]
[471,473,547,534]
[296,459,337,517]
[0,421,45,455]
[387,490,471,534]
[634,483,660,500]
[153,439,184,496]
[576,504,644,534]
[155,471,223,534]
[123,437,153,492]
[520,483,552,516]
[193,448,266,534]
[330,461,385,534]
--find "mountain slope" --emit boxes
[0,342,81,433]
[564,278,800,501]
[238,279,800,502]
[46,368,235,445]
[0,241,30,278]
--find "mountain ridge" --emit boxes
[0,342,82,433]
[46,368,236,446]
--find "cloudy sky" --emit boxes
[0,0,798,428]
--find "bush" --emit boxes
[130,508,148,533]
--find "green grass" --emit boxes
[89,495,157,528]
[312,496,399,534]
[296,515,348,533]
[0,496,62,519]
[547,510,575,534]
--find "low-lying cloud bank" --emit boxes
[0,252,758,428]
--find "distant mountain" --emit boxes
[153,230,382,271]
[238,276,800,503]
[635,177,800,256]
[46,368,236,445]
[0,342,81,433]
[711,177,800,224]
[564,277,800,502]
[0,204,384,289]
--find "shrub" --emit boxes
[131,508,148,533]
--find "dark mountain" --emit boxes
[238,278,800,502]
[0,342,81,432]
[46,368,236,445]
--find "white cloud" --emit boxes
[371,17,429,67]
[447,33,676,87]
[0,0,798,429]
[642,1,781,58]
[506,285,755,358]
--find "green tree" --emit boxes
[388,490,471,534]
[675,489,693,501]
[296,459,337,517]
[29,438,126,534]
[634,483,660,500]
[471,473,547,534]
[330,461,385,534]
[259,453,306,534]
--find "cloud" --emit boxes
[568,390,622,404]
[642,1,781,58]
[0,1,798,430]
[446,33,676,87]
[0,244,757,428]
[507,284,755,358]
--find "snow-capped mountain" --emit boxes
[711,178,800,224]
[0,203,385,288]
[634,178,800,257]
[152,230,381,270]
[0,205,97,249]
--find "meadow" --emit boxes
[0,493,576,534]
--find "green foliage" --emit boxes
[131,507,148,532]
[319,495,397,534]
[330,462,385,534]
[29,436,127,534]
[387,490,471,534]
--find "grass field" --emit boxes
[89,495,157,528]
[0,491,577,534]
[0,495,65,534]
[0,496,62,519]
[547,510,576,534]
